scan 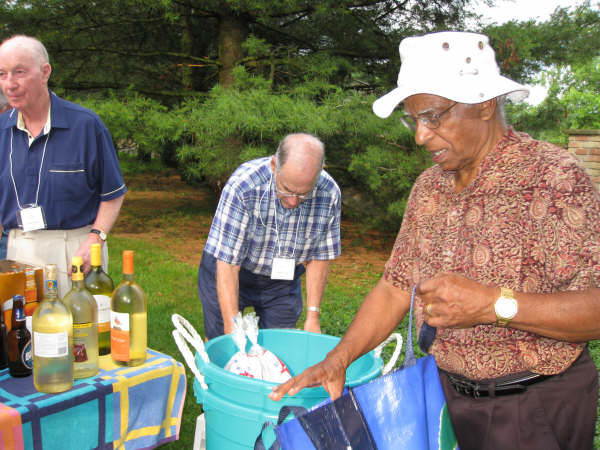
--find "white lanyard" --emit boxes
[259,174,303,259]
[9,127,50,210]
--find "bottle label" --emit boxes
[33,331,69,357]
[22,341,33,369]
[25,269,37,302]
[73,323,92,362]
[110,311,130,361]
[45,279,58,297]
[15,308,25,322]
[93,295,111,333]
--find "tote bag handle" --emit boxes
[401,284,419,368]
[171,313,210,389]
[374,332,403,375]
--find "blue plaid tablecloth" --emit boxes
[0,348,187,449]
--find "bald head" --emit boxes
[0,35,49,67]
[275,133,325,176]
[0,35,52,116]
[270,133,325,208]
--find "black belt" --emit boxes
[445,371,551,398]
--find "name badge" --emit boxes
[271,257,295,280]
[17,206,47,232]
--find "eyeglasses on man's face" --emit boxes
[275,175,313,200]
[400,102,458,132]
[276,189,312,200]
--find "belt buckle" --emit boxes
[451,376,480,398]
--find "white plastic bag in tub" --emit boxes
[224,312,292,383]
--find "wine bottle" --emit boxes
[32,264,73,393]
[62,256,98,379]
[7,295,31,376]
[110,250,147,366]
[84,243,114,356]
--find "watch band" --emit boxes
[90,228,107,241]
[496,287,516,327]
[307,306,320,313]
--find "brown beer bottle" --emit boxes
[0,308,8,369]
[7,295,33,377]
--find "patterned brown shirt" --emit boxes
[384,128,600,379]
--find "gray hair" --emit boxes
[1,35,50,67]
[275,133,325,172]
[495,94,508,126]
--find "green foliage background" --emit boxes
[74,68,429,231]
[3,1,598,229]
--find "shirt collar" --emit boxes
[14,90,53,146]
[16,105,51,147]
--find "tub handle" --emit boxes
[171,313,210,390]
[374,332,403,375]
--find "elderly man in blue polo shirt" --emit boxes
[198,133,341,339]
[0,35,126,296]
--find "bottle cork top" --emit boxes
[44,264,57,280]
[71,256,84,281]
[123,250,134,275]
[90,243,102,266]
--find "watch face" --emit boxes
[495,297,517,319]
[92,229,106,240]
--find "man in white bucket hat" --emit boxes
[271,31,600,449]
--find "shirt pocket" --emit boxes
[47,163,91,201]
[294,222,320,255]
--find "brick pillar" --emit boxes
[566,130,600,193]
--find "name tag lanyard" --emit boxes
[260,174,303,280]
[9,127,50,231]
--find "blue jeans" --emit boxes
[198,251,305,339]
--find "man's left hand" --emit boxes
[417,273,498,328]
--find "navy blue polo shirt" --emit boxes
[0,92,126,230]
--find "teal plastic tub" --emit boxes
[201,388,280,450]
[193,328,384,449]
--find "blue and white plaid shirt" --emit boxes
[204,157,341,276]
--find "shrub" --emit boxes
[172,68,430,229]
[67,74,431,231]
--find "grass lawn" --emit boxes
[109,164,600,449]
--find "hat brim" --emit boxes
[372,76,529,119]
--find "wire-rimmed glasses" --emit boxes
[274,175,313,200]
[400,102,458,132]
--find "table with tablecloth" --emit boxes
[0,348,187,449]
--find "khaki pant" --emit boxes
[7,227,109,298]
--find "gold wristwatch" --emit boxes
[494,287,518,327]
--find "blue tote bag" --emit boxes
[255,285,459,450]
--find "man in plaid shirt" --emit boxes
[198,133,342,339]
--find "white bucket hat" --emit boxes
[372,31,529,119]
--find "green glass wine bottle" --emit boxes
[63,256,99,378]
[84,243,114,356]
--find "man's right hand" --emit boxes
[268,353,348,401]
